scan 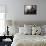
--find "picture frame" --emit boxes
[24,5,37,15]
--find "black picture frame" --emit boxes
[24,5,37,15]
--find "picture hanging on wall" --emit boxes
[24,5,37,15]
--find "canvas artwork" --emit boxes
[24,5,37,15]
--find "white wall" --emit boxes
[0,0,46,22]
[14,0,46,22]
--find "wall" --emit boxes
[0,0,46,22]
[14,0,46,22]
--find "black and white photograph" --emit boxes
[24,5,37,15]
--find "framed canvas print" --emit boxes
[24,5,37,15]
